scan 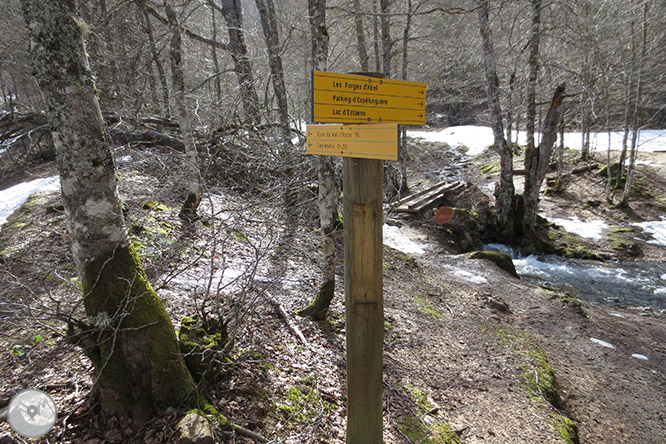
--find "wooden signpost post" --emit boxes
[307,71,427,444]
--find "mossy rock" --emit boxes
[598,162,626,188]
[561,245,604,260]
[552,413,580,444]
[397,415,461,444]
[469,250,518,278]
[141,199,168,212]
[179,315,229,382]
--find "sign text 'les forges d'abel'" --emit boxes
[312,71,427,125]
[306,123,399,161]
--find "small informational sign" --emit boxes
[312,71,426,125]
[306,123,399,161]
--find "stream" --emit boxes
[486,243,666,311]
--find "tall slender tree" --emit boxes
[296,0,338,321]
[353,0,370,72]
[165,0,202,220]
[620,0,649,207]
[255,0,292,146]
[379,0,392,77]
[522,0,542,232]
[215,0,261,124]
[21,0,196,420]
[476,0,515,236]
[137,0,170,119]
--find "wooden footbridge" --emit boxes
[396,180,465,214]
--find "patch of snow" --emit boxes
[407,126,666,157]
[654,287,666,297]
[609,313,626,318]
[633,217,666,247]
[408,126,493,157]
[0,176,60,229]
[635,160,663,166]
[590,337,616,349]
[383,224,425,256]
[548,216,607,242]
[452,268,488,285]
[631,353,649,361]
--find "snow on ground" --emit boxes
[408,126,494,157]
[633,217,666,247]
[547,217,608,242]
[0,176,60,229]
[408,126,666,156]
[451,268,489,285]
[383,224,425,256]
[590,337,616,349]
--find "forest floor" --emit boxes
[0,134,665,444]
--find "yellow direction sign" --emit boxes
[312,71,427,125]
[306,123,399,161]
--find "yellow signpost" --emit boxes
[306,123,399,161]
[312,71,427,125]
[307,71,427,444]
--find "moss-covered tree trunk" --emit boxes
[21,0,196,421]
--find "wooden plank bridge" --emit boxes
[396,180,465,214]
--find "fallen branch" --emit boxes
[108,127,184,151]
[268,296,309,349]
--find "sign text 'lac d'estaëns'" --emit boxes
[312,71,426,125]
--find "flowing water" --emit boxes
[485,244,666,310]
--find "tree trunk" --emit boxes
[218,0,261,125]
[209,1,223,103]
[21,0,196,421]
[353,0,370,72]
[372,0,381,72]
[523,84,566,231]
[297,0,337,321]
[505,62,517,145]
[380,0,391,77]
[620,1,649,207]
[522,0,542,232]
[477,0,515,237]
[137,0,170,119]
[401,0,412,81]
[255,0,292,147]
[165,0,202,220]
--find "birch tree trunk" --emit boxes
[353,0,370,72]
[477,0,515,236]
[296,0,337,320]
[218,0,261,125]
[21,0,196,420]
[165,0,202,220]
[255,0,292,147]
